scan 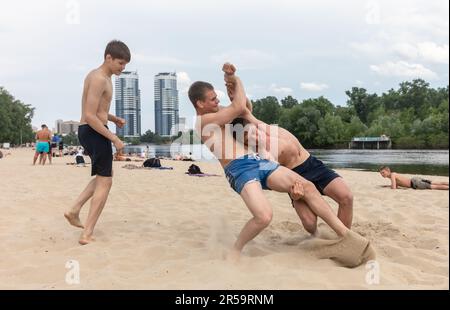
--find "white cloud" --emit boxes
[370,61,438,80]
[350,42,384,58]
[394,42,449,64]
[393,43,420,60]
[383,7,449,39]
[269,84,293,96]
[417,42,449,64]
[350,1,449,69]
[210,49,279,70]
[300,82,329,92]
[133,53,189,66]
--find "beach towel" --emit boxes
[122,164,173,170]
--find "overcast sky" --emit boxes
[0,0,448,132]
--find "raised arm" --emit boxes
[226,76,253,112]
[201,63,247,127]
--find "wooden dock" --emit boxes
[349,136,392,149]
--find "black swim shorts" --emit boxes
[78,124,113,177]
[291,155,341,195]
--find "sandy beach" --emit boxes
[0,148,448,290]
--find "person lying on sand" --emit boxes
[379,166,449,190]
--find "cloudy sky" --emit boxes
[0,0,448,132]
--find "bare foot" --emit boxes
[64,212,84,229]
[79,234,95,245]
[226,248,241,264]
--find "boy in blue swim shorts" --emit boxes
[189,63,374,267]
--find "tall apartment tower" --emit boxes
[115,71,141,138]
[154,72,179,137]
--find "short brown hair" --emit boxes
[104,40,131,62]
[188,81,214,108]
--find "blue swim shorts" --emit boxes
[36,141,50,154]
[224,154,280,194]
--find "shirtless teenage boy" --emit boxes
[64,40,129,245]
[190,64,374,266]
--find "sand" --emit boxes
[0,148,448,289]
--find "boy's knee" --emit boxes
[340,191,354,207]
[255,211,273,227]
[303,181,319,197]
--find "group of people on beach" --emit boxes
[63,40,448,267]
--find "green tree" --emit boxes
[279,105,322,147]
[0,87,35,145]
[252,96,281,124]
[345,116,368,141]
[366,115,404,139]
[281,95,298,109]
[301,96,334,117]
[247,80,448,149]
[140,130,163,144]
[345,87,379,124]
[62,133,79,146]
[396,79,435,118]
[315,114,346,147]
[335,106,356,123]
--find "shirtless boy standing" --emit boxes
[64,40,129,245]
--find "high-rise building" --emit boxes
[115,71,141,138]
[56,119,80,135]
[178,117,188,133]
[154,72,179,137]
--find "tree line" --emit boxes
[251,79,449,149]
[0,87,35,145]
[1,79,448,149]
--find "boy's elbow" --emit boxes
[85,114,97,124]
[232,101,245,115]
[236,103,246,115]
